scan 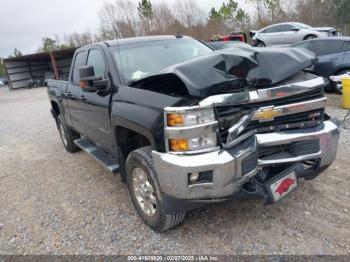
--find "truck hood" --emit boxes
[130,46,317,98]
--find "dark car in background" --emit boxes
[292,37,350,93]
[207,41,251,50]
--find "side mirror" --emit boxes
[291,27,300,32]
[79,65,107,92]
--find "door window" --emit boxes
[87,49,106,77]
[263,25,280,33]
[309,40,343,56]
[279,24,294,32]
[72,51,86,84]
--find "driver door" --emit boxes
[79,47,115,154]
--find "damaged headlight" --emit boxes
[165,106,218,153]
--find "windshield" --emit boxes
[111,38,213,82]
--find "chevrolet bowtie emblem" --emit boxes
[254,106,282,122]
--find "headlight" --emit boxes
[166,107,215,127]
[165,106,218,153]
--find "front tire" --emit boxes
[126,146,186,232]
[57,115,80,153]
[254,40,265,47]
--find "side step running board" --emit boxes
[74,138,120,174]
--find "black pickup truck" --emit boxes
[47,35,340,232]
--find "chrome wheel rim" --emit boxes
[59,123,68,147]
[132,167,157,217]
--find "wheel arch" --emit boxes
[51,100,60,117]
[303,34,317,40]
[113,119,157,182]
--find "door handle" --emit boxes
[66,92,72,97]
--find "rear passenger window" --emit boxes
[72,51,86,83]
[265,25,280,33]
[87,49,106,77]
[309,40,343,56]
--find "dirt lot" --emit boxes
[0,87,349,255]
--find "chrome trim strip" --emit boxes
[252,97,327,122]
[165,146,221,156]
[222,129,256,149]
[165,121,218,139]
[255,120,338,147]
[199,77,325,107]
[258,151,322,166]
[226,112,254,143]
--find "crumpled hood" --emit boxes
[130,46,317,98]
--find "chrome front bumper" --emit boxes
[152,120,340,200]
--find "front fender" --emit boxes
[111,86,184,152]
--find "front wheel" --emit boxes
[254,40,265,47]
[126,146,186,232]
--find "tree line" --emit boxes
[4,0,350,57]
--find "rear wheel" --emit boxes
[126,146,186,232]
[304,34,317,41]
[57,115,80,153]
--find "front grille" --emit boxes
[216,87,324,144]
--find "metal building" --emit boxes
[4,48,76,90]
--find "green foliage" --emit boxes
[208,0,249,26]
[0,59,5,76]
[335,0,350,33]
[209,7,222,20]
[138,0,153,19]
[138,0,153,33]
[8,48,23,58]
[41,37,58,52]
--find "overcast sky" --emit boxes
[0,0,249,58]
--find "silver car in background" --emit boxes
[250,22,337,47]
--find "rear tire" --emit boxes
[304,34,317,41]
[57,115,80,153]
[126,146,186,232]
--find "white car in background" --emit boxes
[250,22,338,47]
[0,80,4,87]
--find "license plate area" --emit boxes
[266,165,299,203]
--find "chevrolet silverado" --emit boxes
[47,35,340,232]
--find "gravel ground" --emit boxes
[0,88,349,255]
